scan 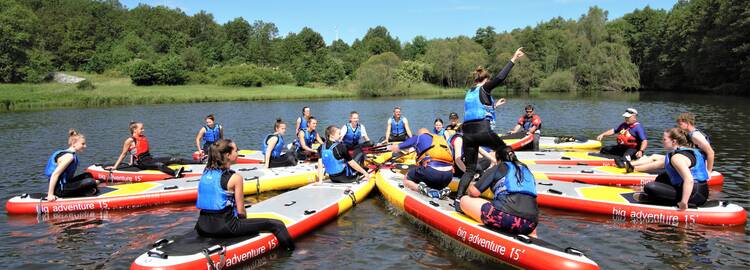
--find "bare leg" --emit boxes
[460,196,488,222]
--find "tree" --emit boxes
[576,42,640,91]
[473,26,496,52]
[423,37,487,88]
[578,6,608,47]
[402,35,428,61]
[0,0,39,82]
[362,26,401,55]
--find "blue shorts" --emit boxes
[406,165,453,190]
[480,203,537,235]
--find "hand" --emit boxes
[677,201,688,211]
[46,194,57,202]
[363,173,371,181]
[596,134,604,141]
[105,166,114,171]
[387,144,399,153]
[511,47,525,63]
[495,98,506,108]
[635,150,644,158]
[198,150,204,155]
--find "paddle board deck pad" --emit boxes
[6,164,318,214]
[447,179,746,226]
[86,163,305,183]
[193,150,264,164]
[526,164,723,186]
[131,176,376,270]
[377,170,599,270]
[502,135,601,150]
[516,151,619,166]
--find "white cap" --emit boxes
[622,108,638,118]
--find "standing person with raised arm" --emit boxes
[453,47,525,212]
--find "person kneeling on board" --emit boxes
[388,128,454,199]
[460,146,539,235]
[262,119,298,169]
[45,129,98,201]
[317,125,371,183]
[196,139,295,250]
[633,128,709,210]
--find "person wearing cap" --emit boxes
[445,112,462,137]
[596,108,648,160]
[508,105,542,150]
[384,106,413,143]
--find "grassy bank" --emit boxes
[0,73,468,112]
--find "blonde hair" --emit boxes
[472,66,490,84]
[129,121,143,134]
[676,112,695,126]
[68,129,85,145]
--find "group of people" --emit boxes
[41,46,717,253]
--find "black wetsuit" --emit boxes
[455,61,515,205]
[195,170,295,250]
[643,151,709,207]
[134,154,196,176]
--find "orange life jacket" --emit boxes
[416,134,454,166]
[129,135,151,161]
[616,123,640,149]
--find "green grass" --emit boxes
[0,73,472,112]
[0,73,355,112]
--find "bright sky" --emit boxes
[120,0,677,44]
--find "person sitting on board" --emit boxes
[388,128,454,199]
[195,139,295,251]
[295,106,312,132]
[433,118,446,137]
[677,112,715,172]
[444,112,462,138]
[317,125,370,183]
[294,116,323,161]
[460,146,539,235]
[596,108,648,161]
[109,121,190,177]
[262,118,297,169]
[384,106,413,143]
[45,129,98,201]
[508,105,542,151]
[633,128,710,209]
[194,114,223,160]
[447,132,496,178]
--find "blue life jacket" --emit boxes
[295,129,318,152]
[196,169,235,212]
[665,148,709,186]
[262,134,284,158]
[464,86,496,122]
[342,123,361,146]
[433,128,445,137]
[299,116,308,131]
[202,124,221,145]
[321,142,347,175]
[390,117,406,135]
[492,162,537,202]
[44,150,78,190]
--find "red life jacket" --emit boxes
[129,135,151,161]
[616,122,640,149]
[517,114,542,132]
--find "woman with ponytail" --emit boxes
[195,139,295,250]
[633,128,710,210]
[262,119,297,169]
[45,129,98,201]
[109,122,192,177]
[317,125,370,183]
[459,146,539,235]
[454,47,525,212]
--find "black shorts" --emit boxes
[406,166,453,190]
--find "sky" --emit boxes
[120,0,677,44]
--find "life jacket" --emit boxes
[321,142,347,175]
[518,114,542,133]
[129,135,150,162]
[687,129,712,158]
[390,117,406,135]
[492,162,537,200]
[416,134,454,166]
[295,129,318,152]
[262,134,284,158]
[202,124,221,145]
[616,122,641,149]
[44,149,78,190]
[299,116,308,131]
[664,147,709,186]
[464,86,496,122]
[433,128,445,137]
[342,123,361,146]
[445,123,462,131]
[196,169,235,213]
[448,133,462,154]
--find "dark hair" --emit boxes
[129,121,143,134]
[205,114,215,121]
[472,66,490,84]
[665,127,690,147]
[449,112,458,119]
[496,146,529,185]
[308,116,317,123]
[434,118,444,124]
[525,105,534,111]
[206,139,235,169]
[325,125,339,142]
[274,118,285,131]
[302,106,310,114]
[393,106,401,111]
[350,111,359,116]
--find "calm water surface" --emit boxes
[0,92,747,269]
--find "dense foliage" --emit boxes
[0,0,746,94]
